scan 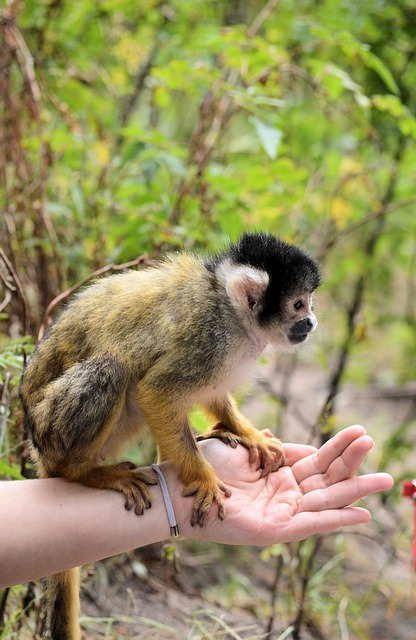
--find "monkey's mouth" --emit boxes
[288,332,308,344]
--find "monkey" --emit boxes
[19,232,321,640]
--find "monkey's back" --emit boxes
[20,253,241,408]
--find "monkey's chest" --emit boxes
[196,354,257,404]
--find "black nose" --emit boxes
[293,317,314,335]
[288,317,317,345]
[305,316,315,330]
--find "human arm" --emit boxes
[0,425,393,588]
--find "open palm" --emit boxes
[191,425,393,546]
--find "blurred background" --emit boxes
[0,0,415,638]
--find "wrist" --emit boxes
[156,462,201,540]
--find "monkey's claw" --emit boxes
[121,466,159,515]
[183,476,231,527]
[199,425,284,475]
[78,462,158,516]
[245,434,284,475]
[196,432,239,448]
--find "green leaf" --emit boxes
[311,26,400,95]
[248,116,283,160]
[372,94,416,139]
[0,461,24,480]
[359,49,400,96]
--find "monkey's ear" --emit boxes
[220,263,269,313]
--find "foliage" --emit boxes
[1,0,415,638]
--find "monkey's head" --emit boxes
[211,232,322,351]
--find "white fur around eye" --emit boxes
[217,260,269,313]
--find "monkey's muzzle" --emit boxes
[288,317,317,344]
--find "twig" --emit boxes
[168,74,237,226]
[324,196,416,256]
[0,246,30,335]
[265,553,284,639]
[169,0,282,227]
[0,371,11,451]
[0,289,12,313]
[1,4,63,314]
[115,43,159,153]
[8,16,63,291]
[291,537,322,639]
[247,0,281,38]
[316,136,408,440]
[0,587,10,628]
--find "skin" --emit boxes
[0,425,393,589]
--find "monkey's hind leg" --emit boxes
[200,395,284,475]
[31,353,157,515]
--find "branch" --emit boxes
[1,6,64,300]
[169,0,282,227]
[320,196,416,257]
[0,246,30,335]
[316,136,408,440]
[291,537,323,639]
[114,42,159,154]
[247,0,281,38]
[0,371,11,451]
[19,21,64,290]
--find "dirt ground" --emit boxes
[77,359,416,639]
[80,543,416,640]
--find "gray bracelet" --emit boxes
[151,463,180,538]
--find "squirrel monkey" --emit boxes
[20,232,321,640]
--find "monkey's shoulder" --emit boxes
[69,253,208,306]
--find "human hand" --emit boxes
[175,425,393,546]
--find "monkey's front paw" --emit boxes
[80,463,158,516]
[120,466,159,515]
[198,425,284,476]
[254,434,284,476]
[196,429,240,448]
[182,475,232,528]
[240,432,284,476]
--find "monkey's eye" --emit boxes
[294,300,303,310]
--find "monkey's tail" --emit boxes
[46,567,81,640]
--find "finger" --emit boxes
[317,426,369,471]
[322,434,374,483]
[292,425,367,484]
[299,434,375,493]
[298,473,394,513]
[300,434,375,492]
[281,507,372,543]
[282,443,317,466]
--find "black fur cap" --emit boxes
[208,232,322,324]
